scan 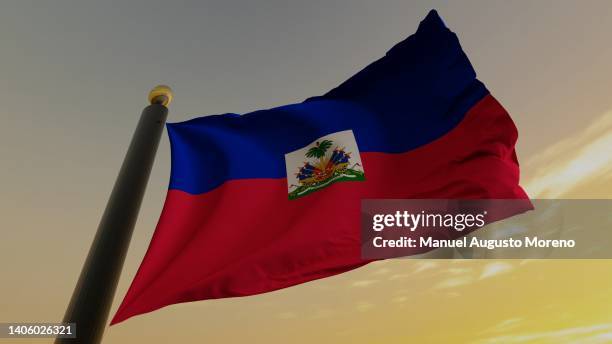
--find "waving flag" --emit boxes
[112,10,529,324]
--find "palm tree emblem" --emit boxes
[287,132,365,200]
[288,138,364,200]
[305,140,333,159]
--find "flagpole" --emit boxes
[55,85,173,344]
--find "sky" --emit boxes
[1,1,612,343]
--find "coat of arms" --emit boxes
[285,130,365,199]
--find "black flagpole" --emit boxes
[55,85,173,344]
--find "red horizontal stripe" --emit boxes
[112,95,529,324]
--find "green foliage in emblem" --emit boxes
[305,140,333,159]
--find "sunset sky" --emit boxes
[1,1,612,343]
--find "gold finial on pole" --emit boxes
[148,85,173,106]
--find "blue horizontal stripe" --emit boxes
[167,10,489,195]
